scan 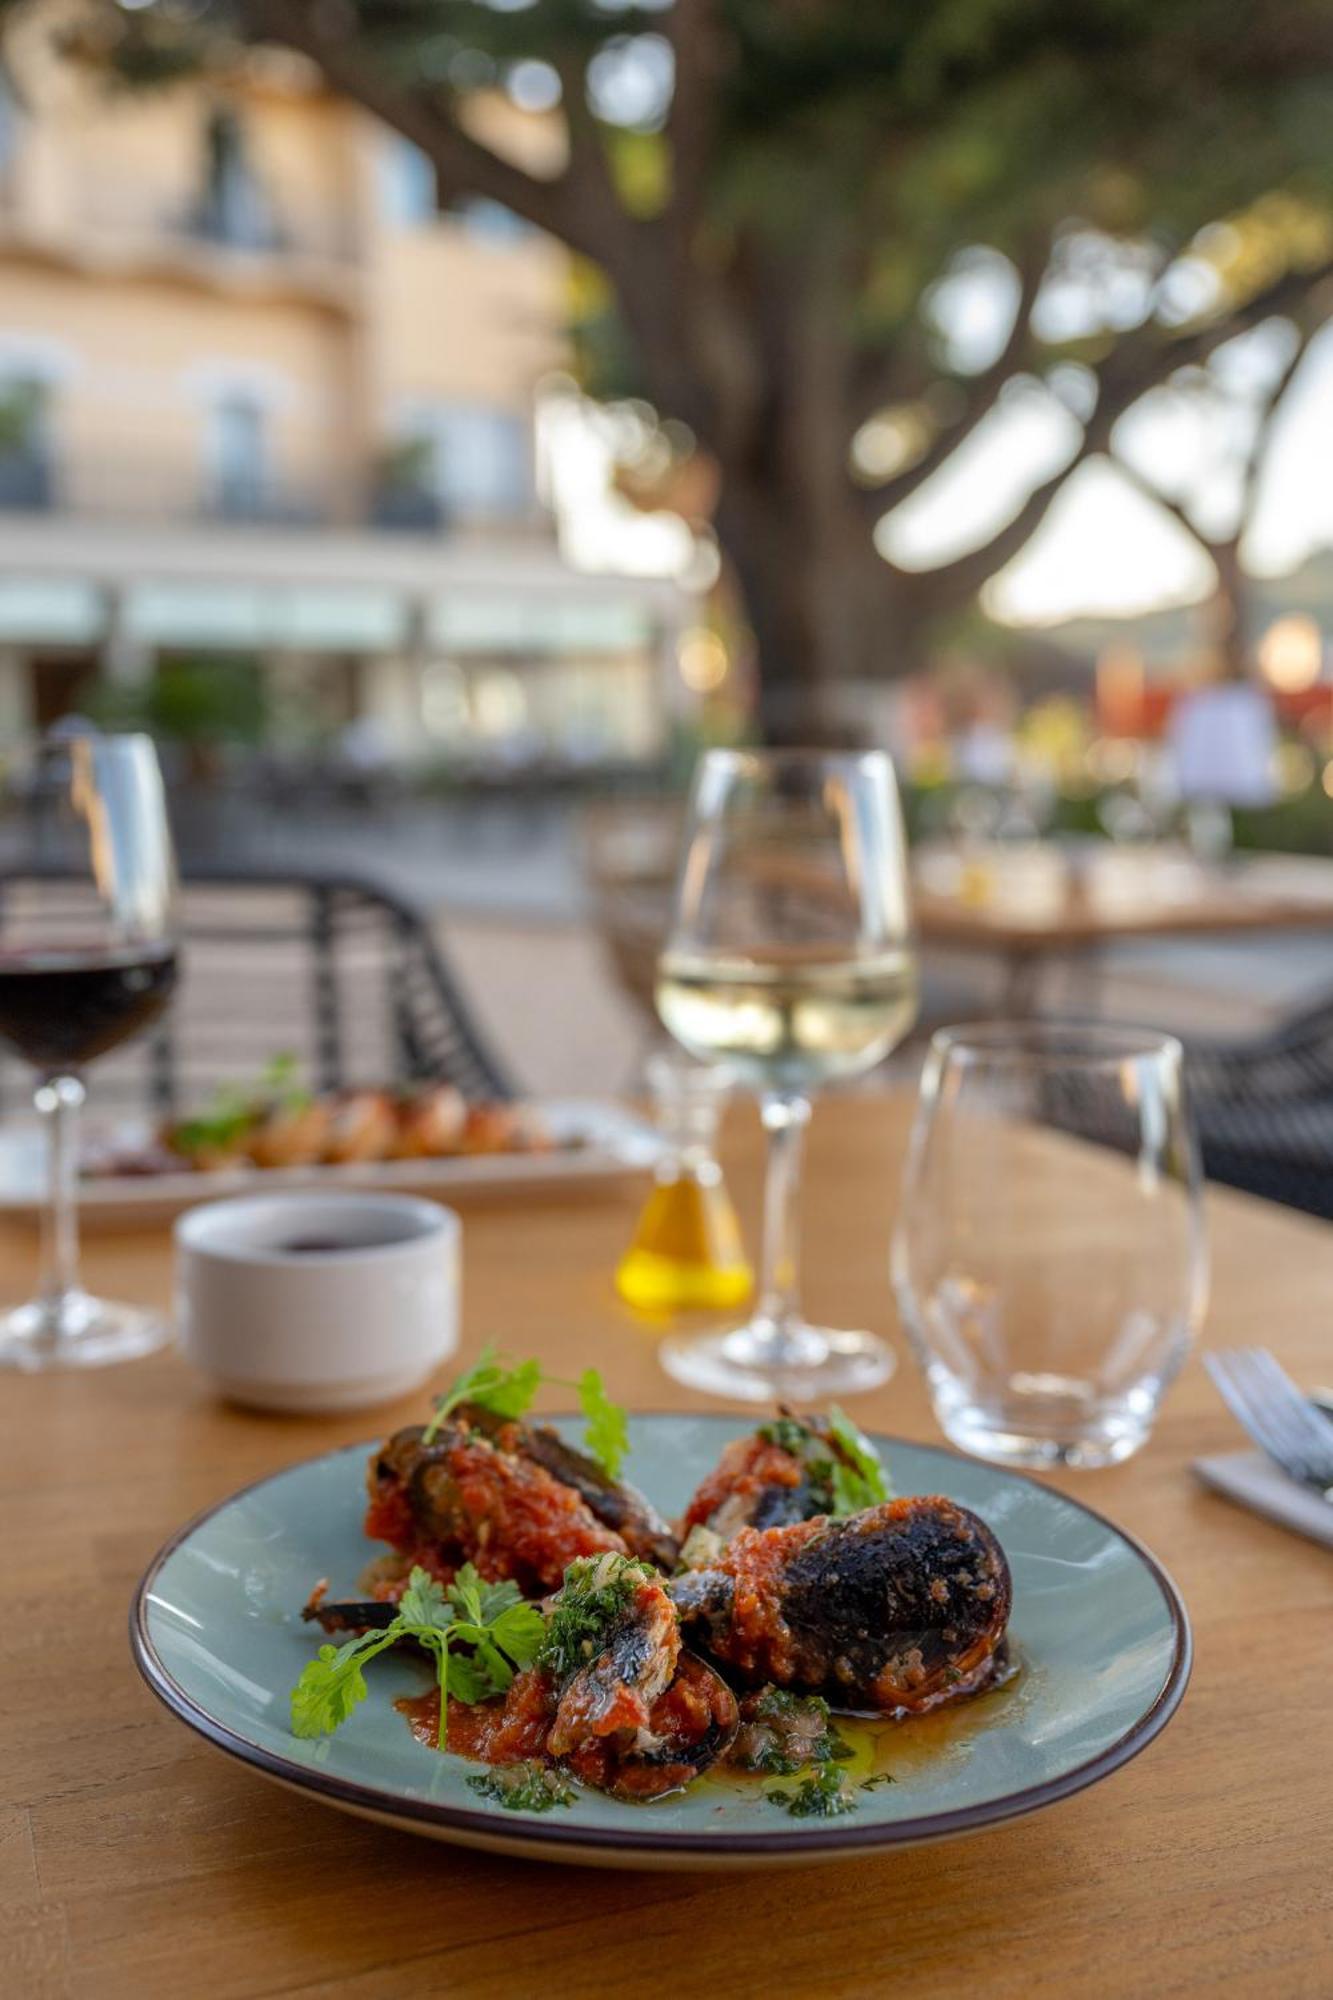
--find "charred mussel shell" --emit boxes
[598,1652,740,1801]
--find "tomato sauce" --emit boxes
[399,1666,554,1762]
[681,1436,804,1532]
[363,1429,626,1596]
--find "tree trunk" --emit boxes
[715,469,927,741]
[1205,538,1251,681]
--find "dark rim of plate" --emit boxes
[128,1416,1193,1859]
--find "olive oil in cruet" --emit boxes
[616,1052,752,1313]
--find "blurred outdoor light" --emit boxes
[678,629,728,693]
[505,60,562,112]
[1259,615,1323,693]
[1096,643,1146,734]
[851,409,929,482]
[1322,761,1333,800]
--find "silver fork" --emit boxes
[1205,1349,1333,1502]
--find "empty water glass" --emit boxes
[892,1024,1208,1469]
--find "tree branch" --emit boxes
[236,0,618,263]
[1109,448,1213,553]
[851,244,1051,530]
[853,237,1048,452]
[1109,300,1325,555]
[898,431,1101,608]
[1089,256,1333,415]
[664,0,726,244]
[887,258,1333,609]
[550,46,635,266]
[1238,310,1319,525]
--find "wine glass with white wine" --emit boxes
[654,748,917,1401]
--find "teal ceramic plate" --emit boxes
[131,1416,1190,1868]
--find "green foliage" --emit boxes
[85,655,267,747]
[0,378,43,454]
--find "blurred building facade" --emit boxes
[0,34,685,768]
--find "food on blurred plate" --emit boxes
[292,1353,1015,1813]
[81,1056,555,1177]
[323,1090,400,1164]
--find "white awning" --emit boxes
[0,577,103,644]
[123,582,408,652]
[427,596,654,652]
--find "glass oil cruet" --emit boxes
[616,1051,753,1313]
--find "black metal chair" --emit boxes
[0,864,511,1119]
[1185,990,1333,1220]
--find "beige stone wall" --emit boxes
[0,42,569,510]
[0,259,362,518]
[369,226,568,410]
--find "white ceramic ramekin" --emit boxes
[175,1190,460,1412]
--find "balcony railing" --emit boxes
[0,453,551,538]
[0,183,366,274]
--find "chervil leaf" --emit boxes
[444,1647,492,1704]
[471,1575,526,1623]
[422,1347,543,1443]
[292,1557,549,1756]
[446,1563,487,1629]
[397,1566,453,1631]
[290,1630,398,1738]
[486,1600,546,1670]
[577,1368,629,1481]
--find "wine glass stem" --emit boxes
[36,1073,85,1335]
[755,1091,811,1354]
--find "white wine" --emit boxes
[656,947,919,1091]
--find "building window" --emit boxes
[415,404,533,521]
[378,137,437,227]
[191,107,280,251]
[0,65,21,180]
[0,376,52,510]
[208,392,267,519]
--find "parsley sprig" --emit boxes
[421,1346,630,1480]
[290,1564,544,1751]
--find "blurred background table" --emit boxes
[2,1092,1331,1999]
[913,845,1333,1012]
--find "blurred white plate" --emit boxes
[0,1099,662,1222]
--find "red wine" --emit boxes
[0,946,178,1070]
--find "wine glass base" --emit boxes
[658,1319,894,1405]
[0,1293,170,1371]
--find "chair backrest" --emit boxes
[0,864,511,1119]
[1186,985,1333,1109]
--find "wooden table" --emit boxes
[4,1094,1331,1999]
[914,847,1333,1011]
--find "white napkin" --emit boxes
[1193,1449,1333,1550]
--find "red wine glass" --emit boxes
[0,733,179,1369]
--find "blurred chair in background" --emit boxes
[0,866,511,1118]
